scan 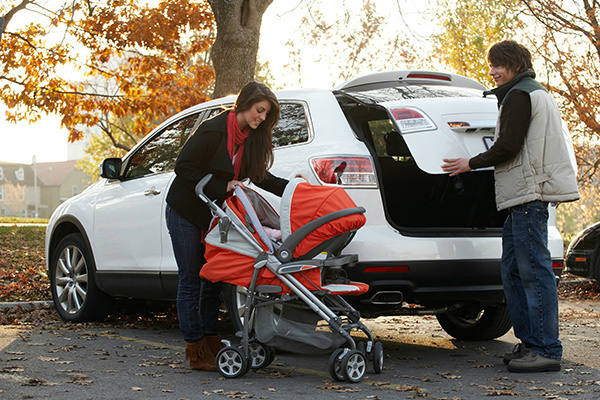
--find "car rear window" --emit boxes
[346,85,485,103]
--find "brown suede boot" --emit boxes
[185,339,216,371]
[205,336,226,357]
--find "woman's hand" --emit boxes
[227,180,243,192]
[294,173,309,181]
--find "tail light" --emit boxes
[310,156,377,187]
[390,107,436,133]
[551,260,564,269]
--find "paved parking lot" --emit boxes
[1,300,599,399]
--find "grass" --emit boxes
[0,225,50,301]
[0,217,49,224]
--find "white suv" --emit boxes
[45,70,565,340]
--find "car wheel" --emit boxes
[222,284,248,334]
[592,244,600,282]
[436,303,512,340]
[50,233,109,322]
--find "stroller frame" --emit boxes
[195,175,383,382]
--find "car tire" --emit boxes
[436,303,512,340]
[592,244,600,282]
[50,233,109,322]
[222,284,247,334]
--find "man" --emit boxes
[442,40,579,372]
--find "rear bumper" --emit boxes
[347,258,564,311]
[565,251,593,278]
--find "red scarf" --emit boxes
[227,110,249,180]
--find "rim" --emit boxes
[345,353,366,381]
[249,342,267,368]
[54,245,88,315]
[218,349,244,377]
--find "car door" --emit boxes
[93,112,201,285]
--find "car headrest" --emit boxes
[384,131,410,157]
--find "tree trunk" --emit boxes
[208,0,272,98]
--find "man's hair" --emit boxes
[487,40,533,73]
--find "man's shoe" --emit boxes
[503,343,529,365]
[507,353,561,372]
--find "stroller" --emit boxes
[195,175,383,382]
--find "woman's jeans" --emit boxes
[501,200,562,360]
[165,205,221,343]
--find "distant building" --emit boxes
[0,160,92,219]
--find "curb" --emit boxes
[0,301,53,310]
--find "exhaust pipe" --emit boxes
[369,291,403,305]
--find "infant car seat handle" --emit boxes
[275,207,365,262]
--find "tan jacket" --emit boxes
[494,79,579,210]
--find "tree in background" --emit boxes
[208,0,273,98]
[283,0,417,88]
[431,0,522,86]
[1,0,215,152]
[520,0,600,238]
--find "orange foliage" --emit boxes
[1,0,215,149]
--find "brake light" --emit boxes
[390,107,436,133]
[552,260,564,269]
[310,156,377,186]
[406,73,451,81]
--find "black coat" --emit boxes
[166,110,288,230]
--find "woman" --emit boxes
[165,82,288,370]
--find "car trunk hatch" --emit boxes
[336,88,507,234]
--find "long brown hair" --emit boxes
[234,81,280,183]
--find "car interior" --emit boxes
[336,94,507,234]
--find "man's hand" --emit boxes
[441,158,472,176]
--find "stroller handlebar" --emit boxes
[195,173,228,219]
[195,173,213,200]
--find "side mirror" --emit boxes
[100,158,122,179]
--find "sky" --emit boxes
[0,0,435,165]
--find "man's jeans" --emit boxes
[501,200,562,360]
[165,205,221,343]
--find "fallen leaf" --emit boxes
[486,390,518,396]
[38,356,58,362]
[439,372,462,379]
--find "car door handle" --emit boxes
[144,188,161,196]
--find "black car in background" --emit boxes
[566,221,600,281]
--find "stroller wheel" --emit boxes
[328,348,347,381]
[356,341,366,356]
[216,346,249,379]
[341,350,367,383]
[372,341,384,374]
[249,341,272,369]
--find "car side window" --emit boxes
[272,103,310,148]
[124,113,200,180]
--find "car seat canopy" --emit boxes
[280,178,366,258]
